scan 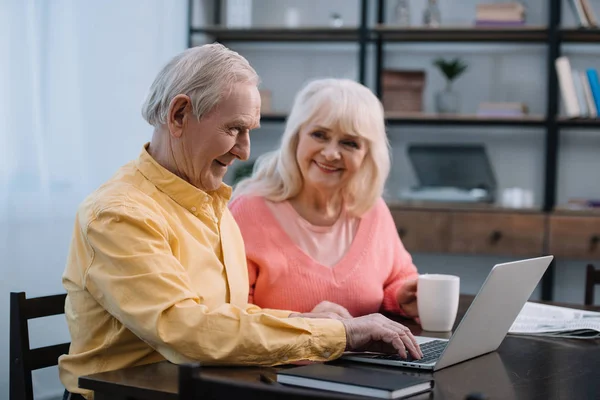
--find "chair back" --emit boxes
[10,292,70,400]
[585,264,600,306]
[178,364,357,400]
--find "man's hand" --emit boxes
[397,278,419,319]
[342,314,423,359]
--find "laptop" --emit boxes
[342,256,553,371]
[398,144,497,204]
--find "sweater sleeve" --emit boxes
[247,258,258,304]
[379,202,419,315]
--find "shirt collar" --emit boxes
[135,143,232,214]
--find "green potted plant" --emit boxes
[433,57,467,114]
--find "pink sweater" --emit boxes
[229,195,419,317]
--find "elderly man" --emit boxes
[59,43,421,400]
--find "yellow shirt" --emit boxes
[59,145,346,398]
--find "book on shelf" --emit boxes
[567,198,600,209]
[580,0,598,27]
[477,102,529,117]
[555,56,600,119]
[276,364,434,399]
[571,69,589,117]
[569,0,598,27]
[580,70,598,118]
[475,2,525,26]
[586,69,600,113]
[569,0,590,27]
[509,301,600,339]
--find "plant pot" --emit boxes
[435,82,460,114]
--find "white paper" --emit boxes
[508,302,600,339]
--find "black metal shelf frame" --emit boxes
[188,0,600,301]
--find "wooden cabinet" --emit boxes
[389,203,600,259]
[390,210,451,253]
[549,215,600,259]
[450,212,545,256]
[389,203,546,257]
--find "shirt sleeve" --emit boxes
[83,204,346,366]
[380,204,419,315]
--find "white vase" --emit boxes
[435,82,460,114]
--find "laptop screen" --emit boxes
[407,144,497,192]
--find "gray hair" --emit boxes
[141,43,259,127]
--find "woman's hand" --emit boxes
[397,279,419,319]
[310,300,353,319]
[288,301,353,320]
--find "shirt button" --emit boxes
[322,351,331,358]
[191,207,197,212]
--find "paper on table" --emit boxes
[508,302,600,339]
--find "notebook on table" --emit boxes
[276,363,433,399]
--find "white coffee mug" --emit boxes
[417,274,460,332]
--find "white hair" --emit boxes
[141,43,259,127]
[233,78,390,217]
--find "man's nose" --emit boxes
[231,131,250,161]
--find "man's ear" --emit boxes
[167,94,191,138]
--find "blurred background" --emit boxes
[2,0,600,398]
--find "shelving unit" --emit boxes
[383,112,546,127]
[189,0,600,301]
[560,28,600,42]
[192,26,363,42]
[373,25,549,42]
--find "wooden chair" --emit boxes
[10,292,70,400]
[585,264,600,306]
[178,364,359,400]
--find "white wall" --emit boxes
[1,1,187,399]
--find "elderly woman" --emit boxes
[230,78,420,319]
[59,47,421,400]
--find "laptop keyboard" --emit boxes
[370,340,448,364]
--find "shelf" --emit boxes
[373,25,548,43]
[260,112,287,122]
[260,113,546,126]
[191,26,361,42]
[558,118,600,128]
[553,206,600,216]
[386,199,542,214]
[560,28,600,43]
[384,113,546,126]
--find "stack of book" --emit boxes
[569,0,598,28]
[477,102,528,117]
[555,56,600,119]
[475,2,525,27]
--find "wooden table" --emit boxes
[80,295,600,400]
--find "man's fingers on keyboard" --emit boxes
[381,329,408,358]
[385,323,421,359]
